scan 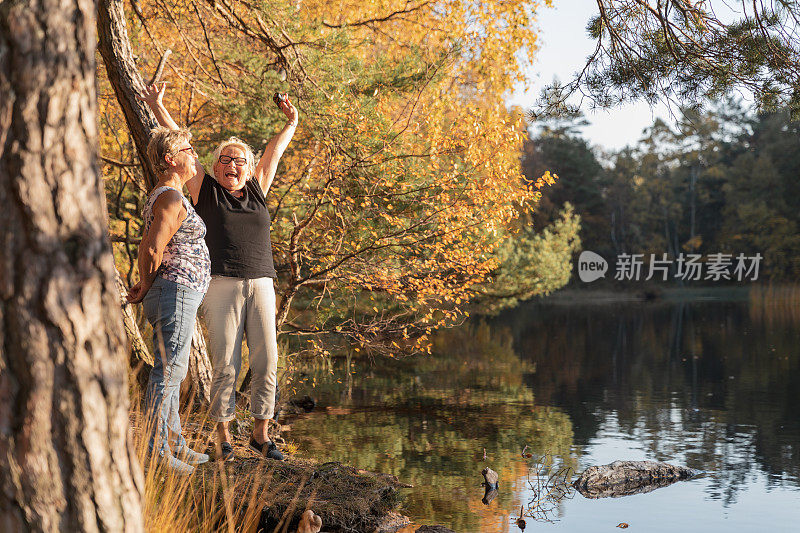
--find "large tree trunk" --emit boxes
[97,0,159,190]
[0,0,144,530]
[97,0,214,407]
[184,321,213,406]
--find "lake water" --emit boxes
[285,292,800,532]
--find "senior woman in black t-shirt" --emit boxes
[140,83,296,461]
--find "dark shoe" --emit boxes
[248,437,284,460]
[217,441,235,462]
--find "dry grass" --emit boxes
[128,378,408,532]
[130,395,264,532]
[748,283,800,326]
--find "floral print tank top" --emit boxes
[143,186,211,293]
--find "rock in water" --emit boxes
[574,460,697,499]
[481,486,499,505]
[416,526,456,533]
[289,395,317,412]
[481,467,499,505]
[481,467,499,489]
[279,395,318,417]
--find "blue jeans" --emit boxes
[142,276,204,456]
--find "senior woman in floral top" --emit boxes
[127,127,211,475]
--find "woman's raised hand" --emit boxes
[278,95,299,126]
[137,82,167,107]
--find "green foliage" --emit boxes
[546,1,800,117]
[474,204,581,313]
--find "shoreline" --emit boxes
[534,285,755,305]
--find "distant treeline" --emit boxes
[523,101,800,281]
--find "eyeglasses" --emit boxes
[219,155,247,167]
[178,146,197,155]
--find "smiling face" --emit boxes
[213,145,250,192]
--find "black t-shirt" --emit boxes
[192,174,277,279]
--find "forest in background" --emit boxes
[524,101,800,283]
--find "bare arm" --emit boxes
[126,190,187,303]
[139,83,180,129]
[138,83,204,202]
[254,96,298,195]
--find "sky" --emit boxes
[509,0,675,151]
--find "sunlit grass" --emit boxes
[128,377,269,533]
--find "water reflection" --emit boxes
[509,299,800,500]
[286,293,800,531]
[287,321,571,531]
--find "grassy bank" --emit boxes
[129,383,410,532]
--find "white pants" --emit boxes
[201,276,278,422]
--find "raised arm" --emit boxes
[139,83,180,130]
[253,96,298,195]
[126,191,187,303]
[139,84,205,202]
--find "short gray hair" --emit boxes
[212,136,255,178]
[147,127,192,178]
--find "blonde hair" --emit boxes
[147,127,192,177]
[212,136,256,178]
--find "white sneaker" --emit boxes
[174,444,209,465]
[163,454,195,476]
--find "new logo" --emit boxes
[578,251,608,282]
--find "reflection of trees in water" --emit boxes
[498,297,800,504]
[287,298,798,526]
[287,322,578,531]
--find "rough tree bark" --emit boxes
[97,0,214,405]
[0,0,144,530]
[115,270,152,392]
[185,321,213,405]
[96,0,159,189]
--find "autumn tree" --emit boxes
[0,0,143,530]
[100,0,573,356]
